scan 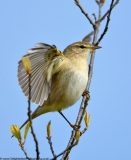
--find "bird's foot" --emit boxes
[82,90,90,99]
[70,124,80,130]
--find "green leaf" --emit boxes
[24,121,30,141]
[84,110,90,128]
[10,125,22,141]
[75,130,80,142]
[47,121,51,138]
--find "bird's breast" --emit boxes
[64,68,88,105]
[50,62,88,110]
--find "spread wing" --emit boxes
[18,43,66,106]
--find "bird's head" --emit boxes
[64,41,101,59]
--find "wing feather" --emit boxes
[18,43,66,106]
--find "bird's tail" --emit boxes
[21,105,49,127]
[11,104,52,138]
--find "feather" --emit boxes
[18,43,66,106]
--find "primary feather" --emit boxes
[18,43,66,106]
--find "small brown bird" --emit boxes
[18,41,101,129]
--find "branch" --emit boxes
[28,74,40,159]
[75,0,95,27]
[51,141,77,160]
[62,0,120,158]
[47,137,56,158]
[96,0,118,45]
[98,0,119,22]
[62,94,90,159]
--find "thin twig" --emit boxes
[80,127,88,136]
[96,0,116,45]
[98,3,103,20]
[92,13,97,22]
[88,0,103,88]
[20,146,31,160]
[98,0,119,22]
[95,0,99,5]
[75,0,95,27]
[47,137,56,158]
[28,74,40,159]
[51,142,77,160]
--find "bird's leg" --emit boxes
[82,90,90,99]
[58,111,80,130]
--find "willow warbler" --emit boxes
[18,41,101,129]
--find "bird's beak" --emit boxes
[92,45,102,50]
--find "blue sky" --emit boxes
[0,1,131,159]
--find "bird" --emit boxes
[18,41,101,130]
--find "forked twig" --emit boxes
[96,0,117,45]
[51,141,77,160]
[98,0,119,22]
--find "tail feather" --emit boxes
[11,104,51,138]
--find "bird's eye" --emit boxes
[79,45,86,49]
